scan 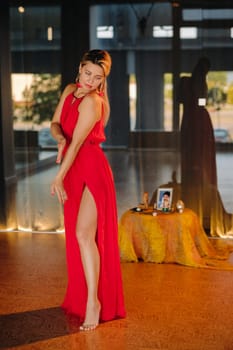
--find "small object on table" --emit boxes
[130,207,143,212]
[176,200,185,213]
[142,192,149,209]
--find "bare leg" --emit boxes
[76,186,101,330]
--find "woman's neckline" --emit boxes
[71,90,86,104]
[72,91,85,99]
[71,88,100,102]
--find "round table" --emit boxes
[118,208,232,269]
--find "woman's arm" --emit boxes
[50,83,75,163]
[50,94,102,203]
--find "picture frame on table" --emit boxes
[156,188,173,211]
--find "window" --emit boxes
[97,26,114,38]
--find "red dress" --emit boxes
[60,93,126,321]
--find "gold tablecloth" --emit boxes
[118,208,233,269]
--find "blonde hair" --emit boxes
[80,49,112,125]
[80,49,112,77]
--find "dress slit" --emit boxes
[76,183,99,239]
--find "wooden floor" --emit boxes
[1,231,233,350]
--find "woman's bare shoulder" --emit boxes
[79,93,102,119]
[81,92,102,107]
[61,83,76,98]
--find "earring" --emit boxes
[97,82,105,96]
[75,73,81,86]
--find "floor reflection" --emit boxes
[0,182,17,231]
[16,166,64,232]
[0,149,232,233]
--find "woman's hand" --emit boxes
[50,175,67,204]
[56,137,66,164]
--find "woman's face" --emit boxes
[79,61,104,93]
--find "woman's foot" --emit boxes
[79,300,101,332]
[79,323,98,331]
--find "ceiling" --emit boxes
[8,0,233,9]
[91,0,233,9]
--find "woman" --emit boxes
[50,49,126,330]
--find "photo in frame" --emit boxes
[156,188,173,211]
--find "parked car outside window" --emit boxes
[214,128,232,143]
[38,128,57,147]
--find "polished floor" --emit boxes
[1,148,233,349]
[1,232,233,350]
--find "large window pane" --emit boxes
[10,5,63,232]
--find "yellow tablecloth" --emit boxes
[118,208,233,269]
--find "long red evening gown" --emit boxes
[60,92,126,322]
